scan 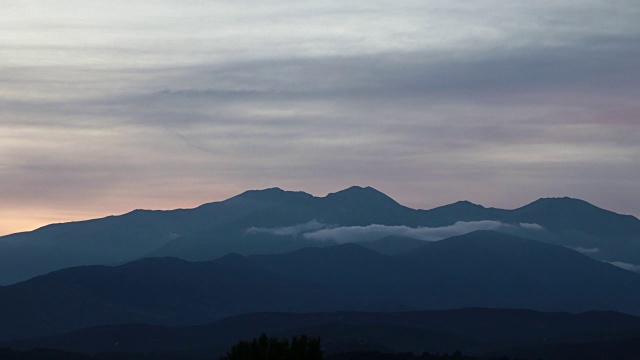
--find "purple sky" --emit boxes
[1,0,639,236]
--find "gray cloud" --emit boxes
[567,246,601,254]
[2,0,640,235]
[609,261,640,273]
[92,36,640,117]
[244,220,548,244]
[247,220,329,237]
[246,220,528,243]
[301,221,510,243]
[519,223,544,230]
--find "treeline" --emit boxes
[4,334,640,360]
[221,334,322,360]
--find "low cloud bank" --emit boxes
[519,223,544,230]
[567,246,600,254]
[609,261,640,273]
[247,220,328,237]
[302,221,507,243]
[247,220,545,243]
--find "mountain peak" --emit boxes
[530,196,589,205]
[317,186,409,225]
[324,186,398,204]
[240,187,286,196]
[229,187,314,203]
[510,197,640,239]
[452,200,485,208]
[421,200,493,226]
[430,200,486,212]
[515,197,609,215]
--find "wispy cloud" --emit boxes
[567,246,600,254]
[247,220,328,237]
[2,0,640,235]
[519,223,544,230]
[246,220,544,244]
[609,261,640,273]
[302,221,508,243]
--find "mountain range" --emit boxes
[1,230,639,343]
[1,186,639,285]
[1,186,640,358]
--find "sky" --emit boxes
[1,0,639,236]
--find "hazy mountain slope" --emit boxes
[0,188,312,285]
[244,244,418,311]
[1,231,640,342]
[245,231,640,313]
[509,197,639,237]
[402,231,640,312]
[0,257,344,342]
[359,235,427,255]
[148,186,422,260]
[422,197,640,265]
[148,191,640,267]
[505,197,640,262]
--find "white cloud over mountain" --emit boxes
[610,261,640,273]
[567,246,601,254]
[248,220,544,243]
[247,220,328,237]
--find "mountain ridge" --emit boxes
[0,186,639,285]
[2,231,640,342]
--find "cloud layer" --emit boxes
[302,221,508,243]
[247,220,327,237]
[248,220,542,244]
[567,246,601,254]
[610,261,640,273]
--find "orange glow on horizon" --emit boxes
[0,209,102,237]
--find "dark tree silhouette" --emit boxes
[220,334,322,360]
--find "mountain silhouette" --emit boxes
[0,187,638,284]
[1,231,639,342]
[419,200,501,226]
[0,255,345,342]
[504,197,640,260]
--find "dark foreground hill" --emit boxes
[6,309,640,359]
[1,186,639,285]
[1,231,640,342]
